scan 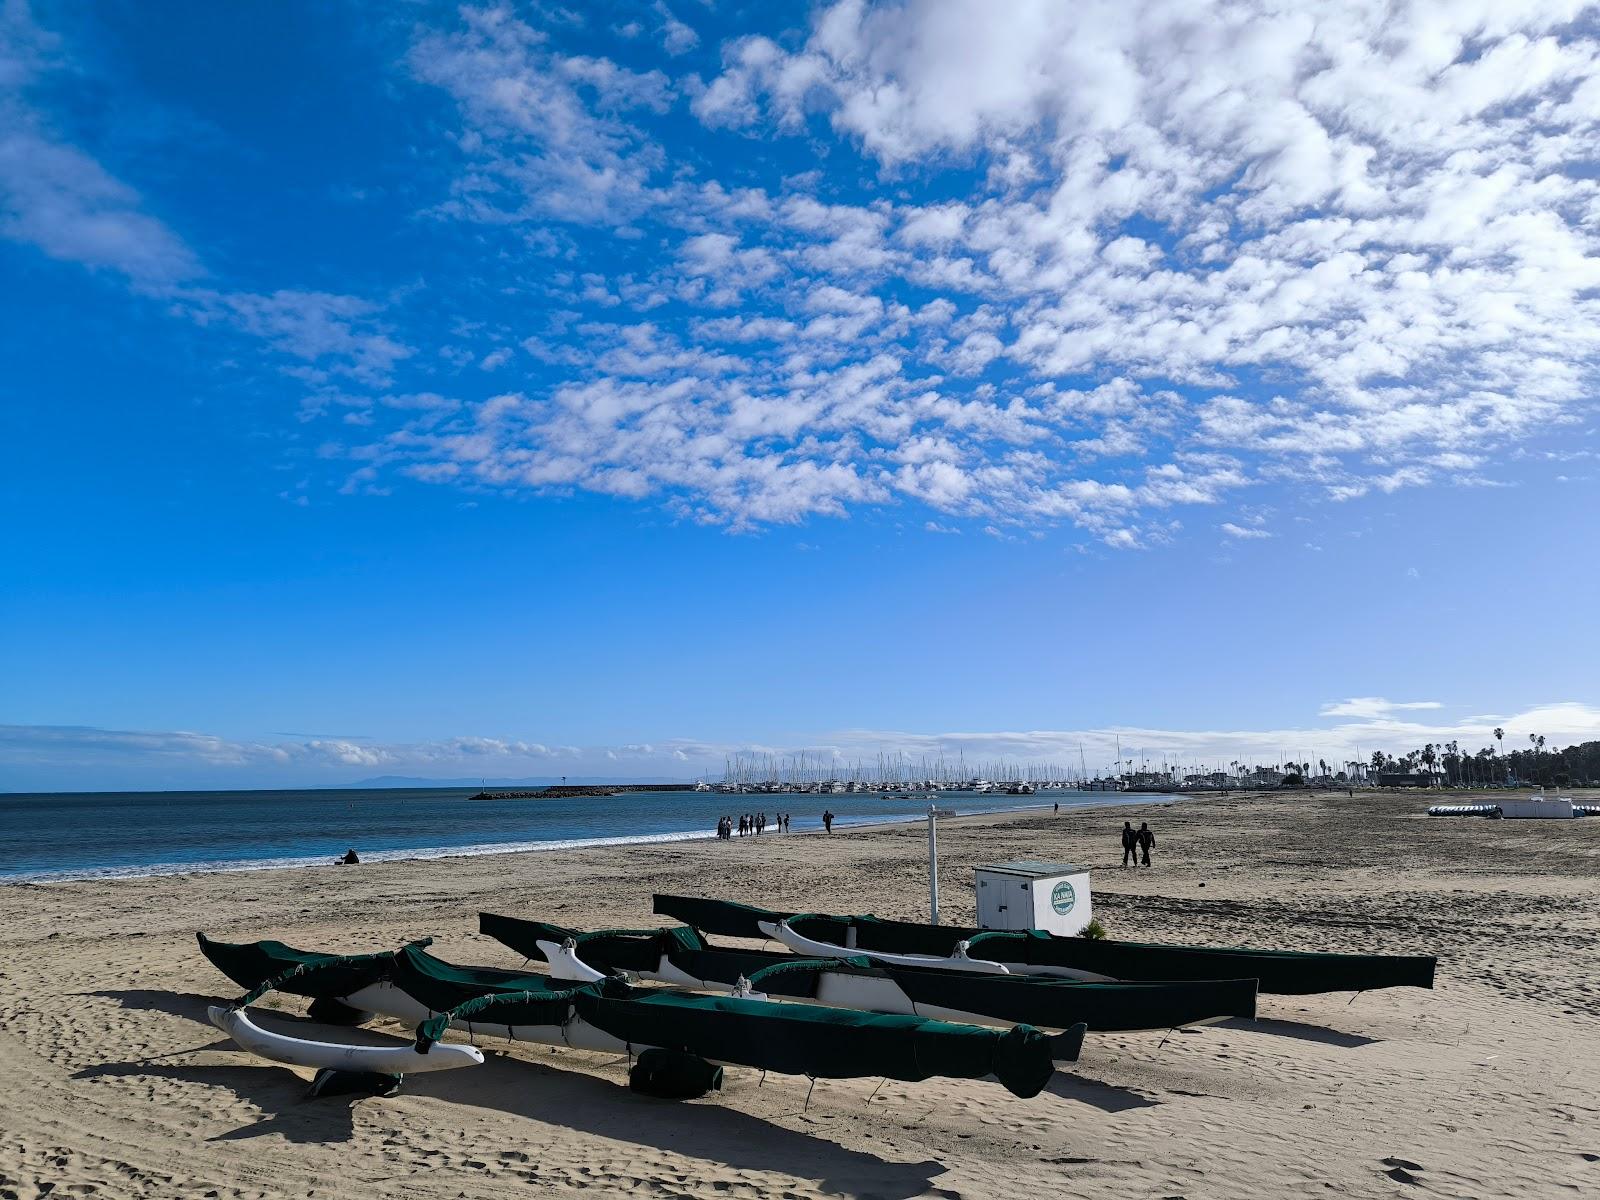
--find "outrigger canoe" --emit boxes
[480,912,1257,1031]
[653,895,1438,995]
[198,933,1083,1098]
[206,1003,482,1075]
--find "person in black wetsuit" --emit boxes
[822,809,834,833]
[1120,821,1137,868]
[1137,822,1155,867]
[338,848,360,865]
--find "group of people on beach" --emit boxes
[1120,820,1156,867]
[717,812,791,839]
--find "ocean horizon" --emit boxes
[0,785,1175,885]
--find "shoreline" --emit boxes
[2,792,1183,888]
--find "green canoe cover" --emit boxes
[653,894,1437,995]
[199,931,1073,1093]
[572,979,1065,1098]
[481,913,1256,1030]
[196,932,396,1002]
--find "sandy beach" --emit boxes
[3,789,1598,1199]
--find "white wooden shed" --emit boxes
[974,861,1093,936]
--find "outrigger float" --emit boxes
[480,912,1258,1032]
[197,933,1084,1099]
[652,895,1438,995]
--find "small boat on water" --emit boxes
[480,912,1257,1032]
[197,933,1081,1098]
[652,895,1438,995]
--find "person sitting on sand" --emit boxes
[338,848,360,865]
[1137,822,1155,867]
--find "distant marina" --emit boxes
[697,749,1348,795]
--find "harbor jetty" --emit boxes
[469,782,690,801]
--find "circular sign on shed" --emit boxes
[1051,880,1076,915]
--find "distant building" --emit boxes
[1378,772,1437,788]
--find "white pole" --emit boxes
[928,802,940,924]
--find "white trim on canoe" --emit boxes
[545,938,1086,1060]
[760,919,1008,974]
[304,963,1081,1080]
[343,979,640,1056]
[760,919,1114,981]
[207,1005,483,1074]
[540,939,608,983]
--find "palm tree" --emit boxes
[1494,727,1505,783]
[1536,734,1547,785]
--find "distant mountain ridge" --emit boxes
[345,774,694,789]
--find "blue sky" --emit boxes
[3,0,1599,790]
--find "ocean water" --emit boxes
[0,786,1163,884]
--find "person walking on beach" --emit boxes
[1120,821,1137,868]
[1137,822,1155,867]
[822,809,834,833]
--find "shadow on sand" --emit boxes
[72,993,948,1197]
[79,988,219,1027]
[1044,1072,1161,1112]
[73,1058,359,1144]
[416,1051,947,1199]
[1220,1016,1379,1049]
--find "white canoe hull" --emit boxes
[343,980,639,1056]
[207,1005,483,1074]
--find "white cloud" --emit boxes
[361,2,1600,534]
[1220,521,1272,539]
[14,1,1600,542]
[0,4,199,285]
[1,4,412,390]
[1319,698,1444,720]
[11,699,1600,786]
[656,3,699,56]
[408,4,675,224]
